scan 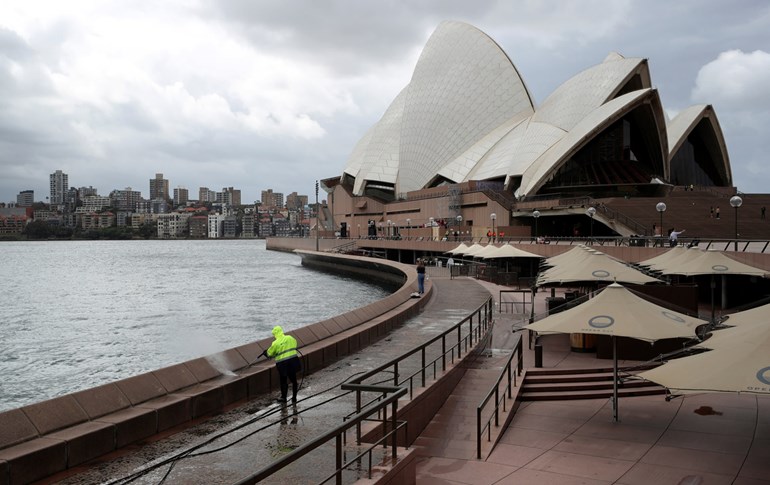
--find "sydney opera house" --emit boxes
[321,21,747,241]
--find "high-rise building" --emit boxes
[149,173,170,201]
[286,192,308,211]
[217,187,241,207]
[261,189,284,209]
[173,187,189,206]
[199,187,217,203]
[16,190,34,207]
[49,170,69,205]
[111,188,142,211]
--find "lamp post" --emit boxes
[378,222,383,238]
[532,210,540,240]
[456,215,462,241]
[586,206,596,241]
[387,219,392,239]
[357,224,360,239]
[730,195,743,251]
[406,218,411,240]
[491,212,497,243]
[656,202,666,247]
[315,180,319,251]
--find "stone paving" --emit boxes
[415,277,770,485]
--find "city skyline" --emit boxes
[1,2,769,203]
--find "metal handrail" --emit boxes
[476,334,524,459]
[234,385,408,485]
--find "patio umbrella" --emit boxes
[447,243,471,255]
[695,302,770,349]
[637,246,701,272]
[656,249,768,323]
[472,244,502,259]
[526,283,704,421]
[481,244,542,260]
[537,250,662,286]
[461,243,488,257]
[638,322,770,395]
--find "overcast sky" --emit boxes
[1,0,769,205]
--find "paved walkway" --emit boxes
[415,277,770,485]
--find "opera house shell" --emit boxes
[336,20,732,202]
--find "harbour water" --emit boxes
[0,239,391,411]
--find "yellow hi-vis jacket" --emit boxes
[267,326,298,362]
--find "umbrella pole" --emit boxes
[710,274,716,329]
[613,336,619,422]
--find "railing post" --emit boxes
[394,362,398,386]
[382,396,388,448]
[441,335,446,372]
[507,363,512,399]
[336,434,343,485]
[421,347,426,387]
[457,326,461,356]
[476,406,482,460]
[391,400,398,459]
[356,391,362,443]
[494,387,499,427]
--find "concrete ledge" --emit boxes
[0,437,66,485]
[94,407,157,448]
[135,395,192,432]
[0,458,8,485]
[72,383,132,419]
[47,421,115,467]
[22,396,88,435]
[0,409,38,449]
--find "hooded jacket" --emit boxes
[266,326,298,362]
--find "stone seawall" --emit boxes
[0,251,431,485]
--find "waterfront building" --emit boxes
[78,186,98,198]
[241,212,256,238]
[217,187,241,207]
[80,195,112,212]
[16,190,33,207]
[208,213,225,238]
[189,215,208,238]
[81,212,115,230]
[149,173,170,201]
[49,170,68,206]
[258,217,273,238]
[157,212,190,238]
[323,21,736,240]
[0,213,26,235]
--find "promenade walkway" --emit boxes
[415,277,770,485]
[49,272,770,484]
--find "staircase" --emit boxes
[520,366,666,401]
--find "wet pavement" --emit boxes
[51,275,491,484]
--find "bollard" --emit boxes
[534,344,543,368]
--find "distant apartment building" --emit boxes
[49,170,68,205]
[149,173,170,201]
[241,212,255,238]
[78,186,98,198]
[149,199,169,214]
[110,188,142,211]
[208,213,225,238]
[285,192,308,211]
[82,212,115,230]
[129,213,153,229]
[79,195,112,212]
[199,187,217,203]
[274,218,292,237]
[261,189,284,209]
[257,218,273,238]
[189,215,208,238]
[157,212,190,239]
[16,190,34,207]
[0,214,27,235]
[173,187,189,207]
[217,187,241,207]
[223,215,237,238]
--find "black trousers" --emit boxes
[276,356,302,399]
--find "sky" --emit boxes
[1,0,769,205]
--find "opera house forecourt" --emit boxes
[322,20,739,241]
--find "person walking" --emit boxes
[762,206,766,220]
[261,325,302,403]
[716,206,720,219]
[416,258,426,294]
[669,228,685,247]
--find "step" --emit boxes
[524,363,659,377]
[522,379,655,393]
[520,385,666,401]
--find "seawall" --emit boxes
[0,251,431,485]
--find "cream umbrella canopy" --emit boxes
[537,250,662,286]
[481,244,542,260]
[526,283,704,421]
[447,243,471,255]
[656,249,768,324]
[461,243,488,257]
[472,244,502,259]
[638,326,770,395]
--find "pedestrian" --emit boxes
[416,258,426,294]
[762,206,766,220]
[716,206,720,219]
[710,206,714,218]
[669,228,685,247]
[260,326,302,403]
[447,256,454,267]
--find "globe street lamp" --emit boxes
[532,210,540,240]
[406,218,411,240]
[730,195,743,251]
[586,206,596,241]
[387,219,392,239]
[491,212,497,243]
[357,224,360,239]
[656,202,666,247]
